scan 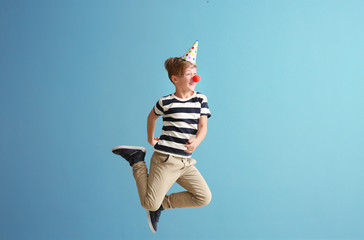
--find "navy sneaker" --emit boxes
[147,205,164,233]
[112,146,146,166]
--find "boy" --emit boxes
[112,41,211,233]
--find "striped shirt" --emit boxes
[153,92,211,158]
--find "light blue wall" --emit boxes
[1,0,364,239]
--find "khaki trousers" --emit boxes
[132,151,211,211]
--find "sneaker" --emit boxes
[112,146,146,166]
[147,206,164,233]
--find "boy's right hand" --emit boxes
[149,137,159,146]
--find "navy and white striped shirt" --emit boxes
[153,92,211,158]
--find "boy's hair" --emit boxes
[164,57,196,82]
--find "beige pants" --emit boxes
[132,151,211,211]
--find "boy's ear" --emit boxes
[171,75,178,84]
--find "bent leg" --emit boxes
[163,164,211,209]
[133,152,179,211]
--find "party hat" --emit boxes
[181,40,198,65]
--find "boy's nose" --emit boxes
[193,75,201,83]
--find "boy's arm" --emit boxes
[147,109,160,146]
[185,115,208,153]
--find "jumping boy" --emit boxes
[112,41,211,233]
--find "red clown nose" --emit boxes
[193,75,201,83]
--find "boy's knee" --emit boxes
[197,190,212,207]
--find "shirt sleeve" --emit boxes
[153,98,164,116]
[200,95,211,118]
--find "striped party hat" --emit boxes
[181,40,198,65]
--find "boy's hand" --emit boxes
[149,137,159,146]
[185,138,197,153]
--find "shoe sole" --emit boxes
[147,210,156,233]
[111,146,146,153]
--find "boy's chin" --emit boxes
[188,85,196,91]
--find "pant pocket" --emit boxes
[163,155,170,163]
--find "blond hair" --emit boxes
[164,57,196,82]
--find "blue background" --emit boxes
[1,0,364,239]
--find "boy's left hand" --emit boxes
[185,139,197,153]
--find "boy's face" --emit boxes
[172,66,197,92]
